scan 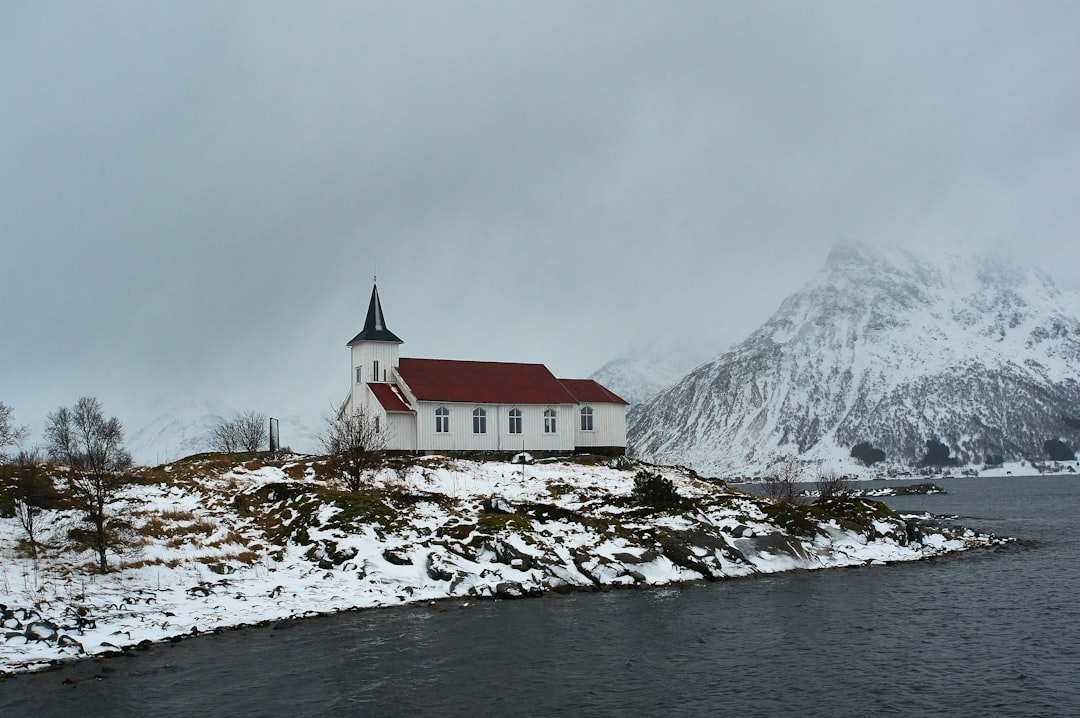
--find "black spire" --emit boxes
[347,283,403,345]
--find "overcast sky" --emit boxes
[3,2,1079,454]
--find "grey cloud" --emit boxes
[2,2,1078,455]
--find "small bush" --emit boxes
[815,472,852,500]
[632,470,685,509]
[762,457,804,505]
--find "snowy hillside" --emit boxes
[1,454,1001,674]
[629,242,1080,476]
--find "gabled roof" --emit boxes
[348,284,403,345]
[368,383,414,413]
[395,358,579,405]
[558,378,630,405]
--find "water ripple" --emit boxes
[2,476,1078,717]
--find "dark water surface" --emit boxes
[1,475,1078,717]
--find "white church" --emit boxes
[341,283,628,455]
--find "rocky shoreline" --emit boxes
[1,454,1009,677]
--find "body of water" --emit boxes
[1,475,1077,717]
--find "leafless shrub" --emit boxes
[45,396,133,573]
[321,404,388,492]
[815,471,852,500]
[208,411,267,453]
[12,448,56,559]
[762,456,804,505]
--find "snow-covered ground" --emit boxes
[1,454,1007,676]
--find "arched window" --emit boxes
[508,408,522,434]
[544,408,557,434]
[472,406,487,434]
[580,406,594,431]
[435,406,449,433]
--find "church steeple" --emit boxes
[348,282,403,345]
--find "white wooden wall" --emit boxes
[349,341,400,415]
[572,403,628,449]
[350,342,400,383]
[385,413,417,451]
[414,401,577,452]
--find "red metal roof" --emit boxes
[558,378,630,405]
[367,383,415,413]
[395,358,578,405]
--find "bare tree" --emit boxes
[207,420,239,453]
[0,401,28,461]
[44,397,133,573]
[12,448,56,559]
[814,471,852,500]
[207,411,267,453]
[321,405,387,492]
[762,456,804,505]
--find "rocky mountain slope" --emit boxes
[629,242,1080,476]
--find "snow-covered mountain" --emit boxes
[628,242,1080,476]
[590,335,714,407]
[123,398,235,465]
[124,397,323,465]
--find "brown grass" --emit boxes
[133,510,218,540]
[197,549,260,565]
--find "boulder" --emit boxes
[382,549,413,566]
[207,563,236,575]
[572,551,601,585]
[482,496,515,514]
[425,553,458,582]
[610,549,660,565]
[655,536,713,579]
[25,620,59,643]
[745,532,812,562]
[494,581,526,598]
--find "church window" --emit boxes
[508,408,522,434]
[435,406,449,433]
[544,408,557,434]
[373,360,379,382]
[581,406,594,431]
[356,367,362,384]
[473,407,487,434]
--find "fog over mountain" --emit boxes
[628,242,1080,476]
[590,335,714,407]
